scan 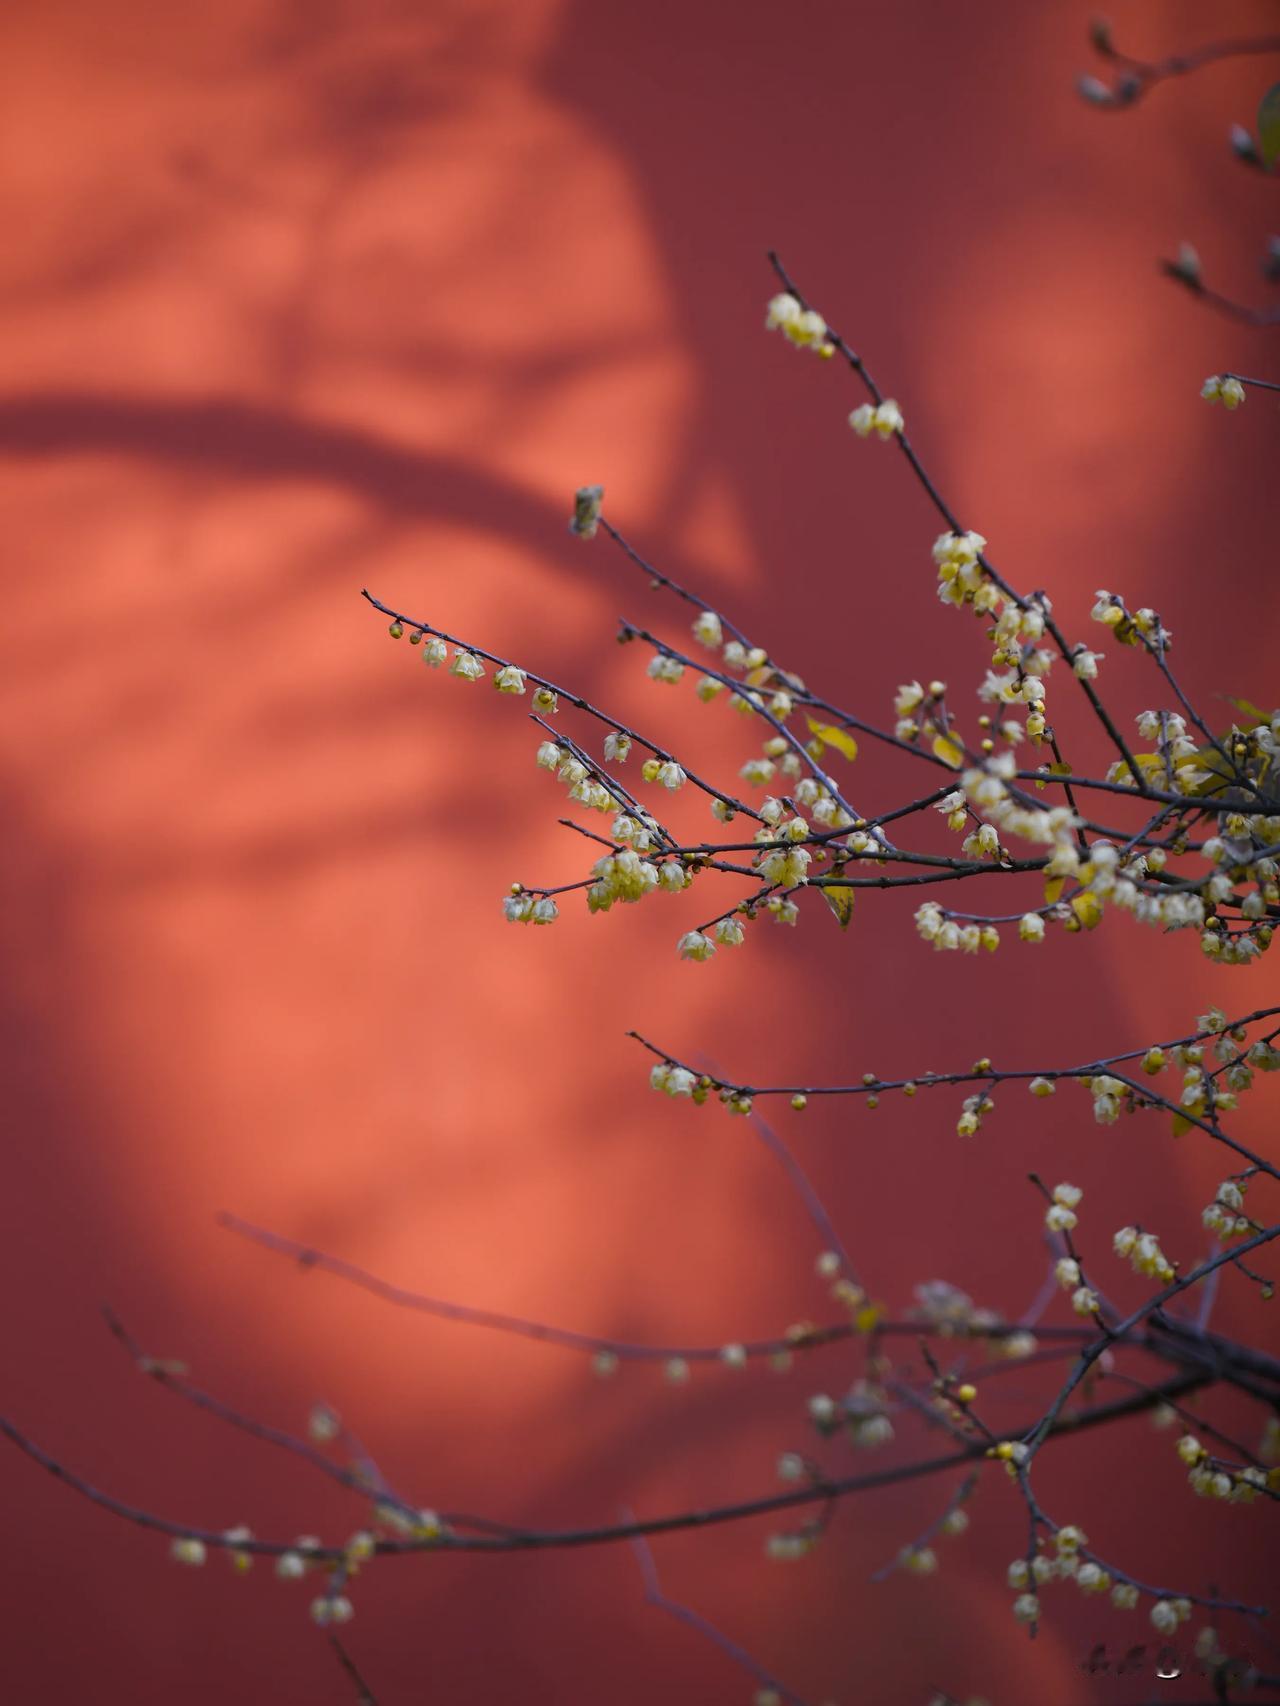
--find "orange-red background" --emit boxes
[0,1,1276,1700]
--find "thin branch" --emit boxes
[628,1524,810,1705]
[330,1638,380,1706]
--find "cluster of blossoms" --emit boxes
[502,888,558,925]
[1202,1177,1254,1240]
[955,1090,995,1137]
[1041,1185,1105,1317]
[915,904,999,955]
[849,399,904,439]
[1043,1183,1081,1232]
[1201,373,1246,409]
[535,739,618,813]
[168,1475,457,1628]
[933,529,993,614]
[895,1505,971,1581]
[648,1060,756,1116]
[765,291,831,353]
[336,271,1280,1690]
[1089,590,1170,653]
[1087,1073,1130,1124]
[1175,1433,1274,1504]
[1113,1224,1176,1284]
[807,1380,894,1449]
[375,280,1279,989]
[1008,1526,1129,1627]
[908,1281,1037,1358]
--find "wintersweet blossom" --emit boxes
[449,651,485,682]
[650,1062,696,1097]
[569,484,604,537]
[766,292,829,350]
[647,654,685,685]
[849,400,904,440]
[1045,1183,1080,1232]
[935,790,967,831]
[1150,1600,1190,1636]
[933,529,989,610]
[677,930,715,962]
[757,846,812,887]
[692,610,723,649]
[422,636,449,668]
[311,1595,354,1627]
[765,1533,813,1561]
[493,664,527,694]
[1201,374,1246,409]
[1203,1178,1251,1240]
[1113,1226,1175,1283]
[895,682,925,715]
[1072,649,1102,680]
[603,731,631,762]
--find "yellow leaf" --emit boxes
[1177,746,1241,800]
[1071,892,1102,930]
[821,885,856,929]
[1043,875,1065,906]
[1259,81,1280,169]
[932,733,964,769]
[1171,1114,1192,1139]
[805,717,858,762]
[854,1303,883,1333]
[1222,695,1269,727]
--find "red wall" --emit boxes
[0,1,1276,1700]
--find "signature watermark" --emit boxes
[1079,1642,1255,1681]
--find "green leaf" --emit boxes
[821,885,856,929]
[805,717,858,762]
[1259,82,1280,169]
